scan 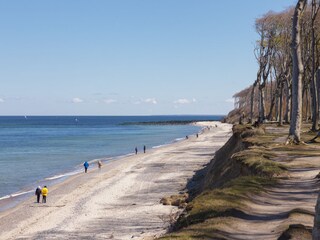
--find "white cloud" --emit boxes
[72,97,84,103]
[174,98,191,104]
[103,99,117,104]
[225,98,235,103]
[0,98,4,103]
[133,98,157,105]
[144,98,157,104]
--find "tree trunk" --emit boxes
[313,192,320,239]
[288,0,307,144]
[279,83,284,126]
[268,79,282,121]
[275,91,279,121]
[305,86,310,123]
[259,86,266,123]
[311,0,319,131]
[311,74,318,130]
[285,80,291,123]
[250,82,257,124]
[268,90,277,121]
[318,68,320,124]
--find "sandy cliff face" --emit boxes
[161,124,318,240]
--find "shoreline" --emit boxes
[0,123,203,212]
[0,121,232,240]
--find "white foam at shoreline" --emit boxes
[0,121,233,239]
[0,120,219,208]
[0,190,33,201]
[45,170,83,180]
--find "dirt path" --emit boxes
[212,126,320,239]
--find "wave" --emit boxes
[0,118,211,210]
[152,137,185,149]
[0,190,33,201]
[44,170,83,180]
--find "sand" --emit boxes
[0,121,232,240]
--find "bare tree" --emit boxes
[229,2,320,127]
[250,81,258,124]
[311,0,320,131]
[288,0,307,144]
[255,13,275,122]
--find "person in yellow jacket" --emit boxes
[41,186,48,203]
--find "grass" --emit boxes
[232,149,286,177]
[159,218,229,239]
[158,123,320,240]
[173,176,277,229]
[159,176,277,240]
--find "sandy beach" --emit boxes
[0,121,232,240]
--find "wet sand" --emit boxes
[0,121,232,240]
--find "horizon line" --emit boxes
[0,114,226,117]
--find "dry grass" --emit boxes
[158,123,320,240]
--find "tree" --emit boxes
[311,0,320,131]
[255,13,276,122]
[228,2,320,127]
[288,0,308,144]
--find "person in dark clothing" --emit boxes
[35,186,42,203]
[98,160,102,169]
[143,145,146,153]
[84,161,89,173]
[135,147,138,154]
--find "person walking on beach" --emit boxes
[35,186,42,203]
[98,160,102,169]
[84,161,89,173]
[135,147,138,154]
[143,145,146,153]
[41,186,48,203]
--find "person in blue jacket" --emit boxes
[84,161,89,173]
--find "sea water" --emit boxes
[0,115,223,208]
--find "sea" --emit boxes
[0,115,223,210]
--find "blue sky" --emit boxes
[0,0,297,115]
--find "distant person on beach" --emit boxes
[98,160,102,169]
[84,161,89,173]
[41,186,48,203]
[186,135,188,139]
[135,147,138,154]
[196,133,198,138]
[143,145,146,153]
[35,186,42,203]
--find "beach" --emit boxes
[0,121,232,240]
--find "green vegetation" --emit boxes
[232,149,286,177]
[176,176,277,228]
[278,224,312,240]
[159,123,320,239]
[160,176,278,240]
[159,125,287,239]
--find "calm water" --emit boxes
[0,115,223,203]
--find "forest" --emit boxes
[227,0,320,143]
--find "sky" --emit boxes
[0,0,297,116]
